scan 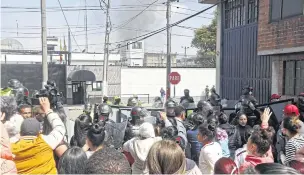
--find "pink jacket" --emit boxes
[0,122,17,175]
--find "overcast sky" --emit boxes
[1,0,215,56]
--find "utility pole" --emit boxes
[182,46,189,65]
[84,0,88,52]
[68,29,72,65]
[102,0,110,96]
[16,20,19,36]
[166,0,172,100]
[41,0,48,88]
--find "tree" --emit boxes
[191,15,217,67]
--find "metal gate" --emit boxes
[220,0,271,103]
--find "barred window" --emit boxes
[283,60,304,96]
[225,0,245,29]
[224,0,259,29]
[248,0,258,24]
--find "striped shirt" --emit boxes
[285,134,304,164]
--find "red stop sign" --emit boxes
[169,72,181,85]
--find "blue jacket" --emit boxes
[187,128,202,163]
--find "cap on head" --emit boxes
[20,118,40,136]
[271,94,281,100]
[284,104,299,117]
[299,93,304,97]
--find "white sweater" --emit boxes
[199,142,223,175]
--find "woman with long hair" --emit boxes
[197,122,223,174]
[146,140,201,175]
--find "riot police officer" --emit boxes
[196,100,213,119]
[95,103,114,123]
[83,103,92,116]
[6,79,30,105]
[103,96,112,105]
[127,97,138,107]
[152,97,163,108]
[113,96,123,106]
[124,106,150,141]
[208,88,221,107]
[238,85,259,127]
[180,89,194,104]
[95,103,128,149]
[164,98,178,127]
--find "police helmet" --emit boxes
[8,79,21,89]
[128,97,138,106]
[98,103,112,115]
[103,96,109,101]
[154,96,162,102]
[165,99,177,108]
[130,106,149,118]
[84,103,92,111]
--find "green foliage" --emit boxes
[191,14,217,67]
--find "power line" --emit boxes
[57,0,81,51]
[110,2,219,51]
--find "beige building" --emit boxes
[144,52,177,67]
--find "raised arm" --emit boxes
[39,97,66,150]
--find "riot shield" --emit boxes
[104,121,128,149]
[268,101,291,123]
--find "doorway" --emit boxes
[72,81,86,104]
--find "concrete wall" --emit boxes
[121,67,216,99]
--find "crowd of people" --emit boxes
[1,88,304,175]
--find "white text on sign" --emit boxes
[170,76,180,81]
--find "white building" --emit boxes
[46,36,59,51]
[120,41,144,66]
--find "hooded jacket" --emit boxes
[0,122,17,175]
[123,137,162,174]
